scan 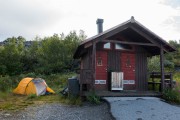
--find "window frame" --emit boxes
[97,56,103,66]
[103,42,112,50]
[115,43,133,51]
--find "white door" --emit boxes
[111,72,123,90]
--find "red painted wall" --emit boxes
[95,51,108,90]
[121,52,136,90]
[94,50,136,91]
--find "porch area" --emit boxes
[79,70,174,97]
[82,90,162,97]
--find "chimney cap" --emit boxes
[130,16,135,23]
[96,18,104,24]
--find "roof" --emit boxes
[74,16,176,59]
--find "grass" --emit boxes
[0,93,31,111]
[0,93,82,112]
[0,72,82,112]
[58,95,82,105]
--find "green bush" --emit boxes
[25,72,37,78]
[163,88,180,103]
[0,76,11,92]
[87,91,101,104]
[174,72,180,83]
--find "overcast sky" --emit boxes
[0,0,180,41]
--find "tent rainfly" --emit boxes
[13,77,55,96]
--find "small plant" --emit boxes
[58,94,82,105]
[68,95,82,105]
[87,91,101,104]
[27,94,37,100]
[163,88,180,103]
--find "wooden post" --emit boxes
[160,45,165,92]
[170,72,173,89]
[152,72,155,91]
[79,71,82,96]
[92,41,96,91]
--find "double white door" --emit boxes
[111,72,123,90]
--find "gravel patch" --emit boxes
[104,97,180,120]
[0,101,114,120]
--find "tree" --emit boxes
[0,36,25,75]
[21,40,40,73]
[148,40,179,72]
[0,30,86,75]
[165,40,180,67]
[36,31,85,74]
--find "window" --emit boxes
[126,55,131,67]
[115,43,132,50]
[103,42,111,49]
[97,57,102,66]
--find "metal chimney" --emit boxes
[96,18,104,34]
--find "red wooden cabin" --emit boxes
[73,17,176,96]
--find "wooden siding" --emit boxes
[80,47,92,85]
[108,50,121,72]
[135,46,148,91]
[80,69,92,84]
[81,47,92,69]
[95,51,108,90]
[121,52,136,90]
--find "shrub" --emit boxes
[162,88,180,103]
[25,72,37,78]
[87,91,101,104]
[174,72,180,83]
[0,76,11,92]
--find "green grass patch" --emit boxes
[27,94,37,100]
[0,93,81,111]
[0,93,30,111]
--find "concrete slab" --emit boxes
[103,97,180,120]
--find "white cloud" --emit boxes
[0,0,180,41]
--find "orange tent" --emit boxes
[13,77,55,96]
